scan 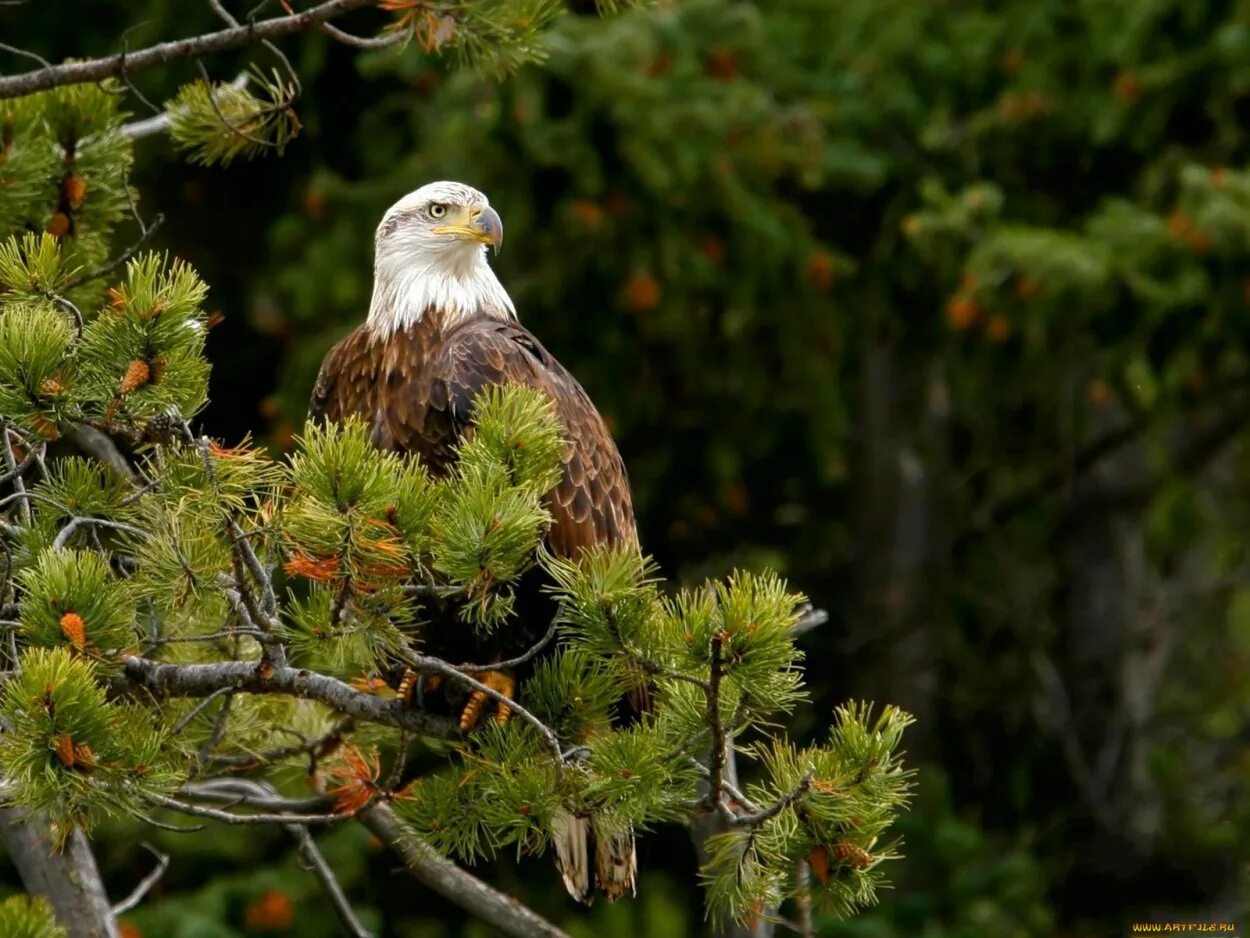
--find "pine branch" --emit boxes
[0,0,380,100]
[360,803,571,938]
[122,656,460,739]
[121,70,248,142]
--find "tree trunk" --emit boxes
[0,808,118,938]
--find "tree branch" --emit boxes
[0,0,380,100]
[0,807,119,938]
[360,803,571,938]
[287,823,374,938]
[109,844,169,917]
[122,656,460,739]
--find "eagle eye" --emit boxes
[428,203,447,219]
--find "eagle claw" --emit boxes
[459,669,515,731]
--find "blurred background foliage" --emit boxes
[4,0,1250,934]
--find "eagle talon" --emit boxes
[459,669,515,731]
[396,669,444,708]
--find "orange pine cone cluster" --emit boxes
[119,359,151,395]
[62,174,88,211]
[59,611,86,647]
[52,732,96,770]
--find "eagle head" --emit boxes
[369,181,514,332]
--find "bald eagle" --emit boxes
[308,181,638,902]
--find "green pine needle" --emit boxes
[0,895,67,938]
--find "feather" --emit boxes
[551,808,594,904]
[592,817,637,901]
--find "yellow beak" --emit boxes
[433,205,503,253]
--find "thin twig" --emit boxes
[52,515,149,552]
[110,843,170,917]
[459,620,558,672]
[287,824,374,938]
[320,22,409,49]
[3,430,33,525]
[149,792,363,826]
[206,718,352,769]
[731,774,811,827]
[121,75,251,139]
[60,214,165,290]
[169,684,235,735]
[0,40,48,68]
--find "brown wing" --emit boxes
[423,318,637,558]
[309,317,637,558]
[308,325,380,430]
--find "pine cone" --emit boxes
[119,359,151,395]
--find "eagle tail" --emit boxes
[592,816,637,901]
[552,808,594,904]
[552,809,637,903]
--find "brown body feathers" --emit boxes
[309,312,637,558]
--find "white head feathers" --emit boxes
[368,181,516,334]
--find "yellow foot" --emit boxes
[459,669,515,731]
[397,669,442,707]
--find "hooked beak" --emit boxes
[433,205,503,253]
[470,205,503,253]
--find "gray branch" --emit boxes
[122,656,460,739]
[360,803,571,938]
[0,807,119,938]
[0,0,379,100]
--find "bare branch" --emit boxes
[287,824,374,938]
[458,619,558,672]
[60,214,166,289]
[0,0,380,100]
[110,844,170,917]
[360,803,572,938]
[61,423,136,483]
[320,22,410,49]
[52,515,149,552]
[149,791,360,825]
[731,773,811,827]
[205,718,352,769]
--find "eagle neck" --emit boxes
[367,248,516,336]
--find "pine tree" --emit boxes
[0,4,911,936]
